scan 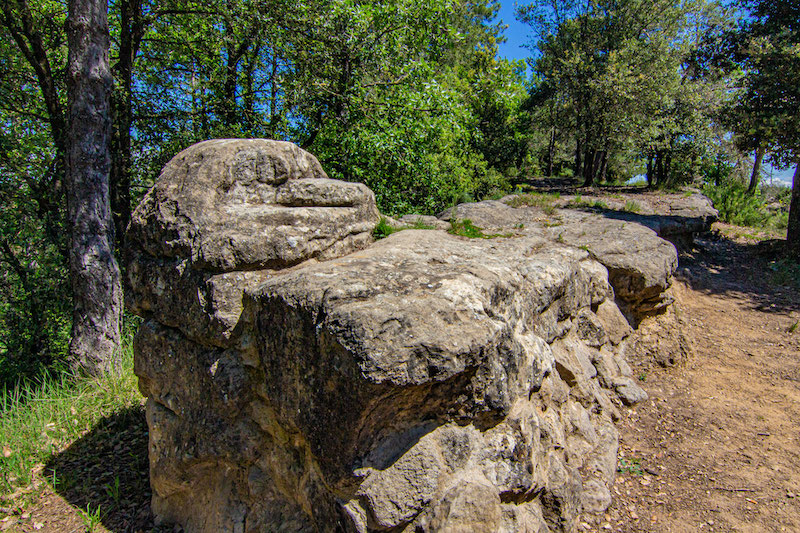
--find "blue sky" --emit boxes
[496,1,531,64]
[494,1,795,186]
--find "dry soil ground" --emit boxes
[2,222,799,533]
[584,223,800,533]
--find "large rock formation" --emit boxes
[127,140,704,532]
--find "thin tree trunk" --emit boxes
[646,153,653,186]
[269,54,280,136]
[66,0,122,375]
[582,147,594,187]
[655,151,664,188]
[547,126,555,177]
[591,149,603,184]
[110,0,143,251]
[787,163,800,258]
[747,145,765,195]
[599,150,608,182]
[1,0,67,248]
[575,136,582,179]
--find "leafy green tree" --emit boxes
[519,0,729,187]
[734,0,800,254]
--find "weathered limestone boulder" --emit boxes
[128,140,688,533]
[439,201,679,318]
[125,139,379,346]
[550,190,717,249]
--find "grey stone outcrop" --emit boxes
[127,140,698,532]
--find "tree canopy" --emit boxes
[0,0,798,382]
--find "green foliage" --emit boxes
[372,218,400,240]
[617,457,644,476]
[520,0,733,186]
[623,200,641,213]
[567,197,608,210]
[448,218,490,239]
[768,258,800,289]
[79,503,104,532]
[702,181,787,229]
[372,217,435,240]
[447,218,512,239]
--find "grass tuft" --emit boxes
[373,217,435,239]
[623,200,641,213]
[0,333,142,499]
[448,218,512,239]
[504,192,560,215]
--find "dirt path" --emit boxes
[587,225,800,532]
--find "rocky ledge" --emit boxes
[127,140,711,532]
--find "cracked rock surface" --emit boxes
[127,140,705,532]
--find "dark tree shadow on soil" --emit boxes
[677,234,800,315]
[44,405,162,533]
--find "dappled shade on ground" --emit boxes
[43,406,152,532]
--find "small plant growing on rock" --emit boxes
[373,218,399,239]
[505,192,559,215]
[449,218,489,238]
[567,195,608,210]
[623,200,641,213]
[373,217,435,239]
[448,218,511,239]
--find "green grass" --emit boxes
[567,195,608,210]
[504,192,560,214]
[618,457,644,476]
[768,258,800,289]
[448,218,512,239]
[0,335,142,499]
[623,200,641,213]
[373,217,435,239]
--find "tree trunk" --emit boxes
[110,0,143,251]
[654,150,665,188]
[646,154,653,186]
[599,150,608,183]
[546,126,555,177]
[664,151,672,187]
[582,147,595,187]
[66,0,122,375]
[787,163,800,259]
[575,136,582,179]
[591,149,603,184]
[269,54,280,136]
[747,145,765,195]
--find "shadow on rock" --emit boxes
[44,405,159,533]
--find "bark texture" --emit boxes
[747,145,765,195]
[66,0,122,374]
[788,163,800,258]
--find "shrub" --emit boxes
[702,182,786,229]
